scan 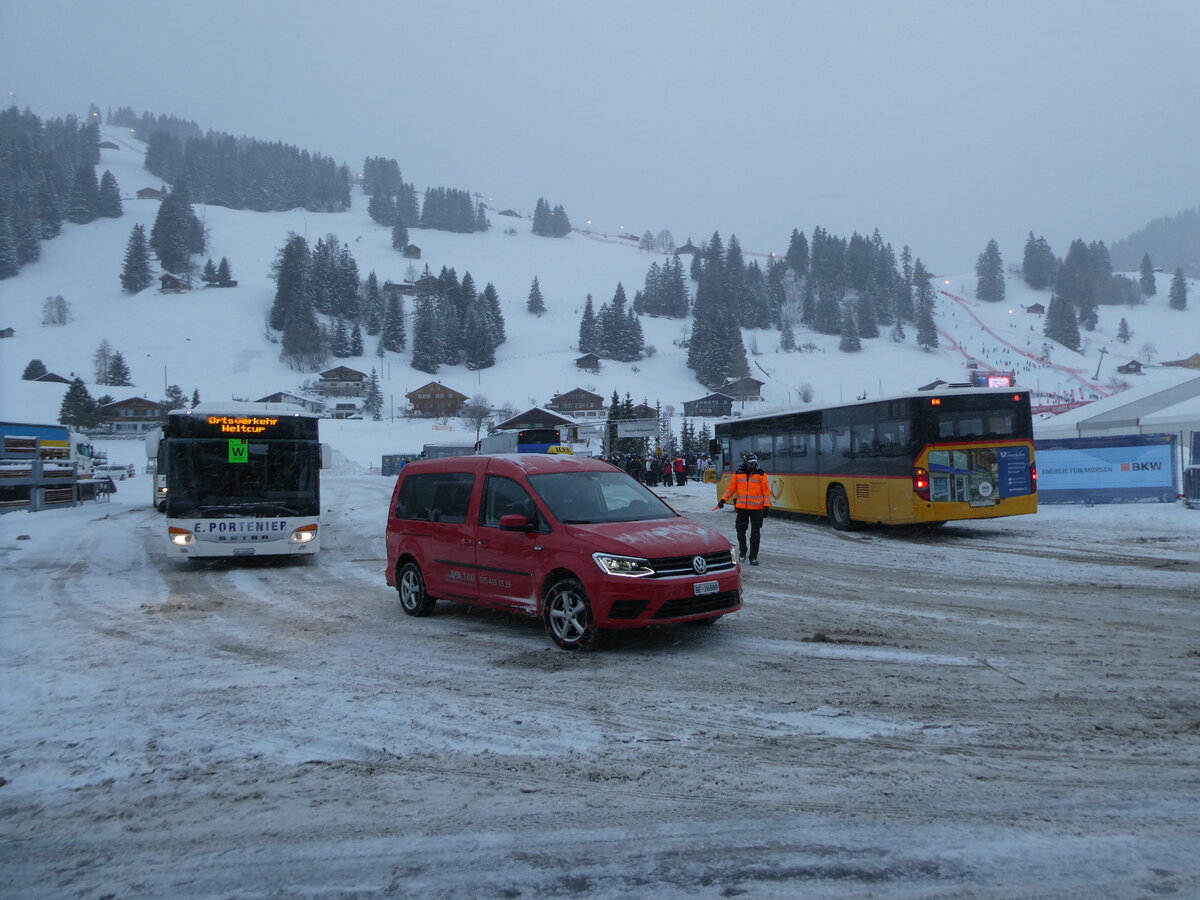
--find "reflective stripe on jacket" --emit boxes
[722,470,771,510]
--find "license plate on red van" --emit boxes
[693,580,719,596]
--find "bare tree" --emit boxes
[42,295,71,326]
[459,394,493,442]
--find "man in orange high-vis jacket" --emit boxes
[718,454,770,565]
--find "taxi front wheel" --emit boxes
[543,577,600,650]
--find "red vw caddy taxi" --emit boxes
[385,454,742,649]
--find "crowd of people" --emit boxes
[598,452,716,486]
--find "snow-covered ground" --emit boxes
[2,472,1198,898]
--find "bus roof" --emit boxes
[716,386,1029,427]
[166,403,322,419]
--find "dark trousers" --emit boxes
[735,508,765,560]
[674,470,685,486]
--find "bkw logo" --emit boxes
[1120,461,1162,471]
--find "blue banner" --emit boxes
[1035,434,1177,504]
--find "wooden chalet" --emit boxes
[1023,303,1046,315]
[682,392,734,418]
[574,353,601,372]
[137,187,164,200]
[0,327,14,339]
[719,376,765,401]
[492,407,575,431]
[674,238,700,255]
[402,245,422,259]
[318,366,368,397]
[158,273,190,293]
[255,392,325,413]
[99,397,162,434]
[33,371,72,384]
[1163,353,1200,370]
[405,382,468,418]
[546,388,606,419]
[1115,360,1145,375]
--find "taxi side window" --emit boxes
[481,475,543,530]
[395,472,474,523]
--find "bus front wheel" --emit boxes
[827,486,856,531]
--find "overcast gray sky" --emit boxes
[4,0,1197,272]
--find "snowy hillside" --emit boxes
[1,125,1196,470]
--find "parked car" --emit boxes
[385,454,742,649]
[95,463,128,480]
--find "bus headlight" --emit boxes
[168,527,193,546]
[290,524,318,544]
[592,552,654,577]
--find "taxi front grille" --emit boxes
[648,551,735,578]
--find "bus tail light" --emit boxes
[1030,462,1037,492]
[168,527,193,546]
[291,523,319,544]
[913,466,930,501]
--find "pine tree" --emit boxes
[216,257,234,287]
[191,388,201,408]
[779,319,796,351]
[481,282,505,347]
[363,271,384,336]
[527,276,546,315]
[382,295,406,352]
[330,318,350,357]
[813,282,842,335]
[1168,268,1188,310]
[363,368,384,420]
[160,384,187,412]
[578,294,599,353]
[912,259,938,350]
[270,234,310,332]
[350,324,364,356]
[839,307,862,352]
[785,228,809,276]
[0,216,19,279]
[391,222,409,250]
[1139,253,1157,296]
[108,351,132,386]
[1117,317,1132,343]
[1043,292,1080,351]
[149,180,205,273]
[59,377,102,428]
[975,239,1005,302]
[22,359,48,380]
[96,170,122,218]
[67,164,99,224]
[855,280,880,339]
[120,223,153,293]
[201,258,219,285]
[410,294,439,373]
[1022,233,1057,290]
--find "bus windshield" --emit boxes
[165,439,320,518]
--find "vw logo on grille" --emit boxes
[692,555,708,575]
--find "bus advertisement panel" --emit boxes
[150,406,328,561]
[712,388,1037,529]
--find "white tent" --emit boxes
[1034,371,1200,476]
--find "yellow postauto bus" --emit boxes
[713,387,1037,529]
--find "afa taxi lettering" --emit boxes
[207,415,279,435]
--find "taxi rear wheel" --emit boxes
[397,561,435,617]
[543,577,599,650]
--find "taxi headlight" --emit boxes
[592,552,654,577]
